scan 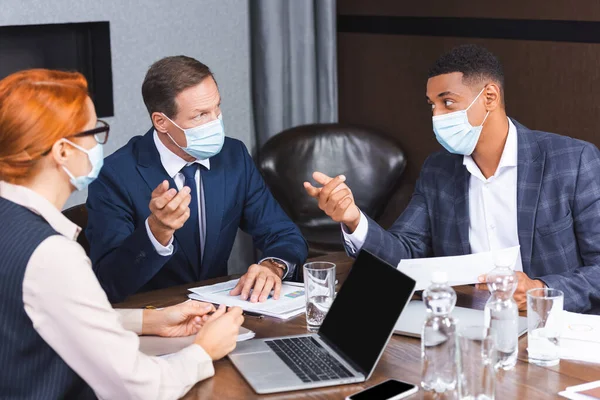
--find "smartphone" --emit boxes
[346,379,418,400]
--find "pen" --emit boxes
[205,304,264,319]
[241,310,264,319]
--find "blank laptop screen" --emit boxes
[318,250,416,375]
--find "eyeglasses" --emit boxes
[70,119,110,145]
[41,119,110,156]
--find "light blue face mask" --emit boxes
[61,139,104,191]
[432,87,489,156]
[162,113,225,160]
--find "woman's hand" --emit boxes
[142,300,216,337]
[195,305,244,360]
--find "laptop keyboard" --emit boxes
[266,337,355,383]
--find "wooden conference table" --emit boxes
[115,252,599,399]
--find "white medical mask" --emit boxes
[61,139,104,191]
[432,87,489,155]
[162,113,225,160]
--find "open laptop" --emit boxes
[228,250,417,394]
[394,300,528,338]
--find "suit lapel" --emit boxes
[135,129,197,273]
[514,119,545,274]
[454,159,471,255]
[199,158,225,279]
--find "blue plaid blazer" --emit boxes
[350,119,600,314]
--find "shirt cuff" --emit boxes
[115,309,143,335]
[164,344,215,384]
[259,257,294,280]
[341,211,368,254]
[145,218,174,256]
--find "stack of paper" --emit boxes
[139,326,256,357]
[397,246,521,291]
[187,279,306,320]
[559,380,600,399]
[560,311,600,364]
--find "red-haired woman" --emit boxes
[0,69,243,399]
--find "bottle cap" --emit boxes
[431,271,448,284]
[492,247,519,269]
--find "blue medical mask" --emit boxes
[61,139,104,191]
[162,113,225,160]
[432,87,490,155]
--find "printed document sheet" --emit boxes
[560,311,600,364]
[187,279,306,320]
[397,246,521,291]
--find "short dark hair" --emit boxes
[142,55,214,118]
[428,44,504,93]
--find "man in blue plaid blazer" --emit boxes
[305,45,600,314]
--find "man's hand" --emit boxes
[147,180,192,246]
[229,261,284,303]
[303,171,361,233]
[476,271,546,310]
[194,305,244,360]
[142,300,215,337]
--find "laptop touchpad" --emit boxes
[230,349,302,385]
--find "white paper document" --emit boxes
[187,279,307,320]
[139,326,255,357]
[397,246,521,291]
[560,311,600,364]
[559,380,600,399]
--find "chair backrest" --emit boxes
[258,123,406,250]
[62,203,90,256]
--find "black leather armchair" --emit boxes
[62,203,90,256]
[258,123,407,255]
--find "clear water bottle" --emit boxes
[484,260,518,370]
[421,271,459,394]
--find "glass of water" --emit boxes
[527,288,564,366]
[303,262,336,332]
[458,325,496,400]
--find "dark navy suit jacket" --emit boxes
[346,120,600,314]
[87,129,308,302]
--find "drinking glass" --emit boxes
[527,288,564,367]
[458,325,496,400]
[303,262,336,332]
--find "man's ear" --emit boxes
[152,112,169,134]
[484,83,502,111]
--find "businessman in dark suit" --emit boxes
[87,56,307,303]
[306,45,600,314]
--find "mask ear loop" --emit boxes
[60,139,93,179]
[466,86,487,111]
[466,86,490,127]
[480,110,491,127]
[160,113,187,149]
[161,113,185,131]
[62,138,90,155]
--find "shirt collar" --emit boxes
[0,181,81,240]
[153,130,211,178]
[463,117,518,180]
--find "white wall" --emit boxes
[1,0,255,272]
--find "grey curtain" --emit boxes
[250,0,338,146]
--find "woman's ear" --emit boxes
[50,139,70,167]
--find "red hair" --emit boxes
[0,69,89,183]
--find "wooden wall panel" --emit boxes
[338,1,600,22]
[337,2,600,188]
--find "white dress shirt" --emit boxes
[0,181,214,400]
[146,131,210,259]
[343,118,523,270]
[464,118,522,270]
[147,131,294,278]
